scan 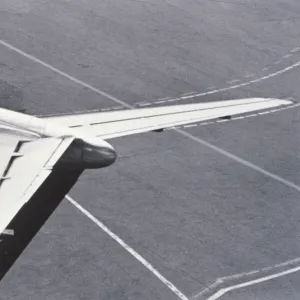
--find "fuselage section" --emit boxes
[0,108,117,169]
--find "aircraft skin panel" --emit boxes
[0,136,74,236]
[0,166,83,281]
[0,131,22,177]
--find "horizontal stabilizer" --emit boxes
[45,98,292,139]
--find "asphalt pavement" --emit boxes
[1,0,300,299]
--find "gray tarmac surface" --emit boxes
[1,0,300,299]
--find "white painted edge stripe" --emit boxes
[227,79,240,84]
[182,91,196,96]
[153,61,300,103]
[3,38,298,117]
[66,195,189,300]
[180,130,300,300]
[291,47,300,53]
[206,86,216,91]
[205,265,300,300]
[0,39,133,109]
[164,103,298,130]
[138,103,151,107]
[176,129,300,193]
[157,97,171,101]
[192,257,300,299]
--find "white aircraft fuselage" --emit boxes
[0,108,117,169]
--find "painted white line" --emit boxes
[182,91,196,96]
[157,97,171,101]
[154,100,168,104]
[0,39,133,109]
[245,270,260,276]
[258,111,270,115]
[66,195,189,300]
[183,124,198,128]
[179,95,194,100]
[192,255,300,299]
[227,79,240,84]
[200,122,213,126]
[216,119,229,123]
[290,103,300,108]
[206,86,216,91]
[167,98,180,102]
[258,258,300,272]
[158,58,300,104]
[231,116,244,120]
[197,93,208,97]
[205,265,300,300]
[9,34,295,126]
[274,60,282,65]
[283,54,292,59]
[206,90,218,95]
[176,128,300,193]
[291,47,300,53]
[138,103,151,107]
[0,39,190,300]
[218,61,300,89]
[194,280,223,299]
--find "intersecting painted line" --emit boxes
[283,54,292,59]
[167,102,299,131]
[66,195,189,300]
[291,47,300,53]
[3,39,300,202]
[0,39,132,109]
[192,257,300,299]
[176,130,300,299]
[3,37,298,112]
[150,48,300,105]
[151,61,300,104]
[177,129,300,193]
[205,265,300,300]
